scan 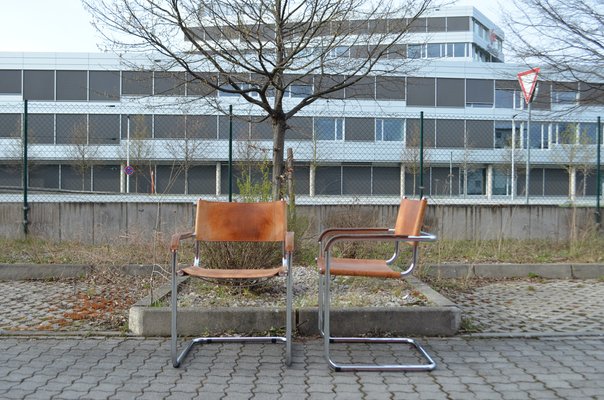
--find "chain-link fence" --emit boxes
[0,101,602,208]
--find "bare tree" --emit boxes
[120,115,154,192]
[552,123,594,200]
[67,121,100,191]
[83,0,441,199]
[503,0,604,103]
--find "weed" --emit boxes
[459,317,482,333]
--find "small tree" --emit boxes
[120,115,154,193]
[67,120,99,191]
[84,0,441,199]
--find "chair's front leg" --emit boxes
[171,249,179,367]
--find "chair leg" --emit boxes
[171,253,293,368]
[319,270,436,372]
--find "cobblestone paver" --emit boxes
[448,279,604,333]
[0,336,602,399]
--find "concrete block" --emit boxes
[473,264,573,279]
[421,264,473,279]
[571,264,604,279]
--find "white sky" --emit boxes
[0,0,507,53]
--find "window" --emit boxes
[56,114,87,144]
[436,119,464,148]
[345,76,374,99]
[0,70,22,94]
[495,121,515,148]
[375,76,404,100]
[89,71,120,101]
[342,166,371,194]
[23,70,54,100]
[466,79,493,108]
[527,122,547,149]
[186,115,218,139]
[56,70,87,101]
[372,167,400,195]
[466,120,494,149]
[315,166,341,195]
[287,117,313,140]
[29,114,54,144]
[407,44,424,59]
[580,123,598,144]
[0,114,21,137]
[345,118,373,141]
[555,122,576,145]
[315,117,344,140]
[329,46,350,58]
[495,81,522,109]
[375,119,403,141]
[492,169,512,196]
[187,165,216,194]
[446,17,470,32]
[465,169,484,195]
[407,77,435,107]
[89,114,120,144]
[154,72,185,96]
[287,84,313,97]
[122,71,153,96]
[427,43,442,58]
[436,78,464,107]
[155,115,186,138]
[552,82,577,105]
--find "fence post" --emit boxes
[596,116,601,228]
[22,100,29,236]
[419,111,424,199]
[228,105,233,202]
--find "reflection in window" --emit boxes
[315,117,344,140]
[495,89,522,109]
[552,90,576,105]
[580,123,598,144]
[375,119,403,141]
[287,84,313,97]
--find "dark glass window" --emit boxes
[250,117,272,140]
[315,117,344,140]
[187,73,217,97]
[466,120,494,148]
[345,76,374,99]
[315,166,341,195]
[287,117,313,140]
[427,17,446,32]
[89,71,120,101]
[61,165,91,191]
[186,115,218,139]
[345,118,373,141]
[122,71,153,95]
[89,114,120,144]
[30,165,59,189]
[156,165,185,194]
[154,71,186,96]
[0,114,21,137]
[29,114,54,144]
[376,76,405,100]
[187,165,216,194]
[436,78,464,107]
[406,118,435,148]
[446,17,470,32]
[23,70,54,100]
[56,70,87,101]
[218,115,249,140]
[0,70,22,94]
[93,165,121,192]
[314,75,344,99]
[342,166,371,194]
[373,167,400,195]
[293,165,310,195]
[122,115,153,139]
[155,115,186,138]
[466,79,494,107]
[407,77,435,106]
[56,114,87,144]
[375,119,403,141]
[436,119,464,148]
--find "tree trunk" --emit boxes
[271,116,287,200]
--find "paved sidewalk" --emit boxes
[1,335,603,399]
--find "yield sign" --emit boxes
[517,67,540,104]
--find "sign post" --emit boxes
[517,68,540,204]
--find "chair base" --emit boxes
[325,336,436,372]
[172,336,290,368]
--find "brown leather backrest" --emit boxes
[393,197,427,237]
[195,200,286,242]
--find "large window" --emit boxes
[375,119,403,141]
[0,114,21,137]
[436,78,464,107]
[89,71,120,101]
[436,119,464,148]
[407,78,435,107]
[315,117,344,140]
[375,76,405,100]
[122,71,153,96]
[466,79,493,107]
[56,70,87,101]
[466,120,494,149]
[495,81,522,109]
[154,72,185,96]
[345,118,373,141]
[0,70,21,94]
[23,70,54,100]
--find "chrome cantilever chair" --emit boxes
[317,197,436,372]
[170,199,294,368]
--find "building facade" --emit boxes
[0,6,602,204]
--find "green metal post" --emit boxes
[228,105,233,202]
[596,116,601,227]
[23,100,29,235]
[419,111,424,199]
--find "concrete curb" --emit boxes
[128,275,461,337]
[422,263,604,279]
[0,264,159,280]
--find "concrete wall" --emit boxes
[0,202,598,243]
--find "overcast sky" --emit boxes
[0,0,507,53]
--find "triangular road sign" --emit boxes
[517,68,540,104]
